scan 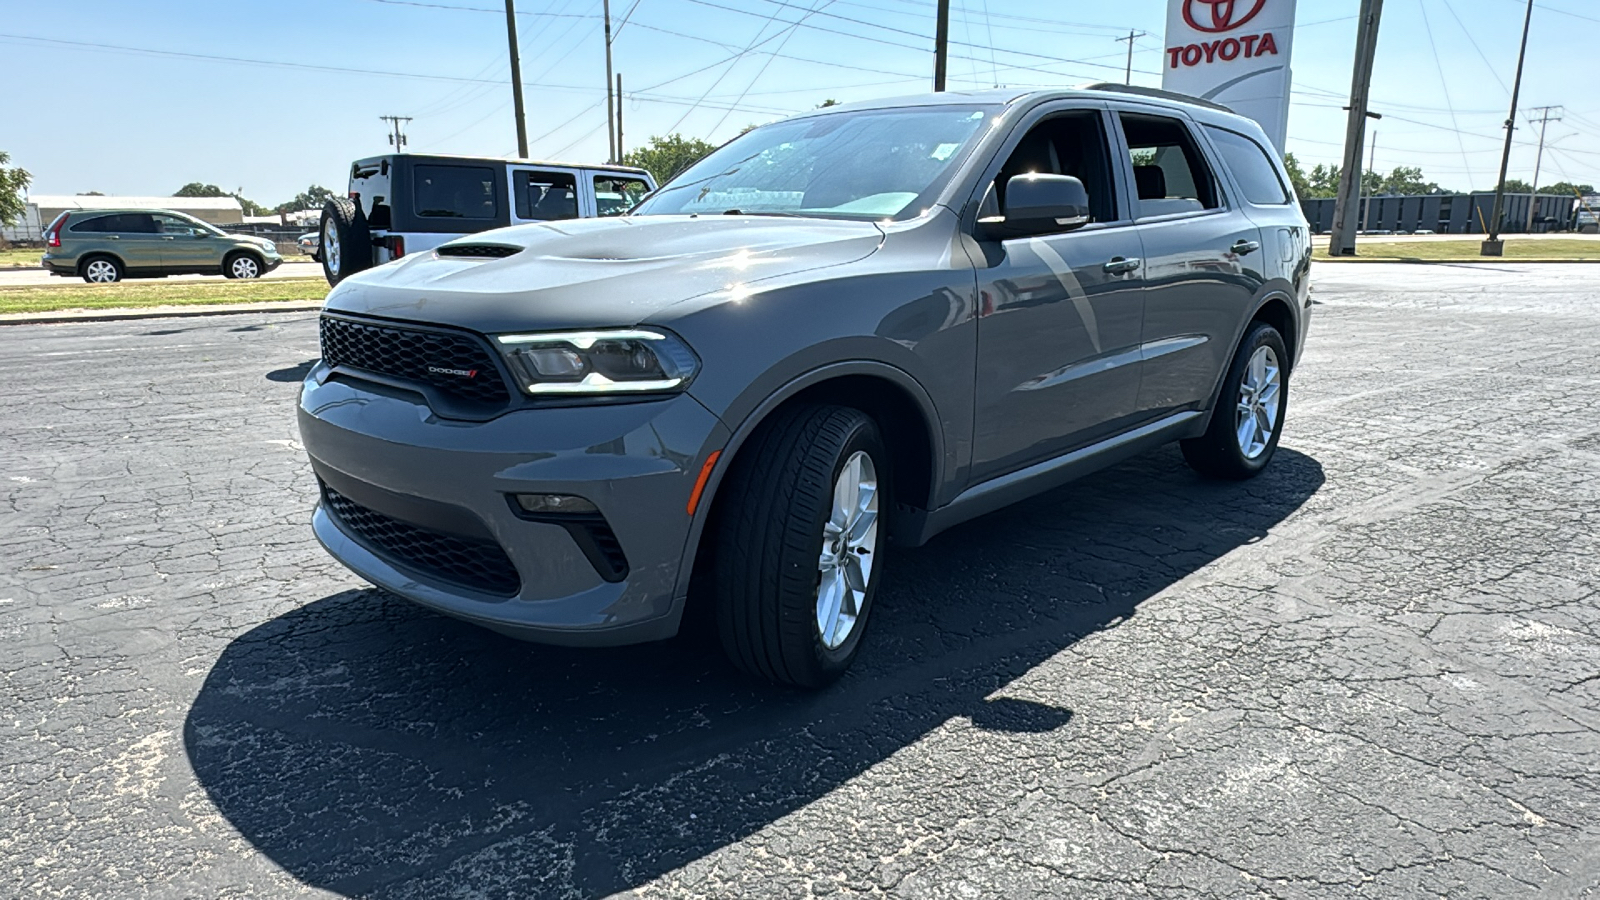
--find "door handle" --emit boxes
[1103,256,1141,274]
[1231,239,1261,254]
[162,236,175,241]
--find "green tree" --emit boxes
[1302,162,1342,199]
[1377,166,1445,195]
[1283,153,1313,200]
[816,98,840,108]
[1539,181,1594,196]
[622,133,718,184]
[174,182,264,216]
[274,185,336,215]
[1482,178,1534,194]
[77,191,105,196]
[0,151,33,227]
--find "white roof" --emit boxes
[29,195,245,211]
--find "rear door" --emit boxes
[509,167,585,225]
[1109,107,1267,418]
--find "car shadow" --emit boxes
[265,360,317,383]
[185,445,1323,897]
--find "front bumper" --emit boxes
[298,364,729,646]
[263,255,283,272]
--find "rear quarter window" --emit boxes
[1205,126,1291,205]
[414,164,499,219]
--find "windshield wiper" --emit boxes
[719,209,807,218]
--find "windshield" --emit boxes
[632,105,996,221]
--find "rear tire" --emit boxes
[223,252,263,280]
[81,256,122,284]
[320,198,370,286]
[712,405,890,689]
[1181,321,1289,480]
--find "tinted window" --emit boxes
[513,170,579,221]
[1119,113,1219,217]
[414,165,498,219]
[992,109,1118,225]
[1206,126,1290,205]
[69,213,158,233]
[594,175,650,217]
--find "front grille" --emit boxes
[319,315,511,406]
[437,244,521,259]
[323,486,521,596]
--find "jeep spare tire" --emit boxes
[320,197,370,286]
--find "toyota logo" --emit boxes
[1182,0,1268,33]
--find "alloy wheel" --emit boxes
[85,260,118,283]
[1235,345,1282,459]
[323,219,341,273]
[816,450,879,650]
[231,256,260,279]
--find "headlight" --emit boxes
[495,329,699,395]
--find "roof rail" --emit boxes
[1081,83,1234,114]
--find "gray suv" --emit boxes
[299,86,1311,687]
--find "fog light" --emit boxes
[515,493,598,515]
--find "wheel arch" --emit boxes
[672,361,944,609]
[1249,293,1300,372]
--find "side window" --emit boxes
[155,214,202,235]
[70,215,112,233]
[1205,126,1291,205]
[593,175,650,217]
[514,170,580,221]
[414,164,499,219]
[992,109,1118,225]
[1118,113,1219,217]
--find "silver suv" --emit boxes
[299,86,1311,687]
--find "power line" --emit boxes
[1418,0,1479,188]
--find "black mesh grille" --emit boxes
[319,315,511,405]
[323,487,521,596]
[437,244,521,258]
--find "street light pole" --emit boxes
[1483,0,1535,255]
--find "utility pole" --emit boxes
[1116,30,1147,85]
[604,0,616,163]
[1523,105,1563,232]
[1329,0,1384,256]
[504,0,528,158]
[1484,0,1535,254]
[380,115,412,150]
[616,73,624,162]
[1362,132,1377,232]
[933,0,950,91]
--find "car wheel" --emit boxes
[81,256,122,284]
[712,405,889,688]
[1181,321,1289,480]
[224,252,263,280]
[320,198,370,286]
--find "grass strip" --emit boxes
[0,278,326,314]
[1315,239,1600,261]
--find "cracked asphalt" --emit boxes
[3,261,1599,898]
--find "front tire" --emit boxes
[81,256,123,283]
[1181,321,1289,480]
[712,405,890,689]
[223,252,263,279]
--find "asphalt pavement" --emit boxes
[0,260,322,286]
[3,262,1599,898]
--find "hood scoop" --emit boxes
[437,244,522,259]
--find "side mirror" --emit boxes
[977,174,1092,239]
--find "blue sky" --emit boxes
[3,0,1597,206]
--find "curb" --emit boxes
[0,300,323,326]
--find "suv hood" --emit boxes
[322,215,885,333]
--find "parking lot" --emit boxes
[3,261,1599,898]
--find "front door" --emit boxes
[1111,109,1268,417]
[154,213,221,272]
[103,212,168,275]
[969,105,1147,483]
